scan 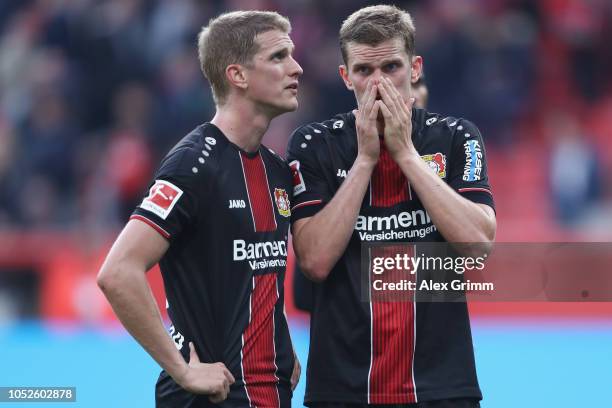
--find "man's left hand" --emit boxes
[291,353,301,391]
[378,76,417,161]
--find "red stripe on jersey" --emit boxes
[369,245,417,404]
[291,199,322,211]
[240,152,277,232]
[458,187,492,196]
[371,142,410,207]
[242,274,280,408]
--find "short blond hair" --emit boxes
[339,5,416,65]
[197,11,291,105]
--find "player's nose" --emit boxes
[288,56,303,77]
[371,69,383,82]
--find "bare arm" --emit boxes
[292,158,375,282]
[292,80,381,282]
[97,219,234,401]
[396,154,496,252]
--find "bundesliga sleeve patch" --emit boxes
[289,160,306,196]
[139,180,183,220]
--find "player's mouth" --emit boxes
[285,82,299,92]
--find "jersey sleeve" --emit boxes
[447,119,495,211]
[286,126,333,223]
[130,147,202,241]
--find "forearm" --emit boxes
[293,157,375,281]
[98,265,188,382]
[396,152,496,247]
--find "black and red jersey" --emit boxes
[287,109,494,405]
[131,123,295,408]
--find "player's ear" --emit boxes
[339,65,353,91]
[410,56,423,84]
[226,64,248,91]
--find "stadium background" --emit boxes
[0,0,611,406]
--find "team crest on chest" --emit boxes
[421,152,447,178]
[274,188,291,217]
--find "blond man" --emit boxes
[99,11,303,407]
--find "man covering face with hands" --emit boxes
[287,4,496,408]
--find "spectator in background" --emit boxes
[548,112,601,225]
[19,89,79,226]
[104,82,155,220]
[0,0,610,234]
[0,118,20,226]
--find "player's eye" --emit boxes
[384,63,399,72]
[272,51,287,61]
[355,66,370,75]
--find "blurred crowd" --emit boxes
[0,0,611,230]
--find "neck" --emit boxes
[211,97,273,153]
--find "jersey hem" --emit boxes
[457,190,495,212]
[304,387,482,405]
[290,201,325,222]
[130,214,170,239]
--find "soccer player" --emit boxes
[97,11,303,408]
[287,5,496,408]
[291,73,429,314]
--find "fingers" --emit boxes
[208,363,232,403]
[219,364,235,384]
[209,391,226,404]
[407,96,416,112]
[224,378,230,397]
[189,342,200,364]
[208,382,229,403]
[383,76,404,106]
[368,99,381,121]
[358,78,374,111]
[362,81,378,119]
[291,360,301,391]
[384,77,412,119]
[377,77,400,118]
[378,100,392,120]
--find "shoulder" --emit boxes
[415,109,482,142]
[261,145,291,172]
[414,109,456,135]
[156,124,223,185]
[288,112,354,153]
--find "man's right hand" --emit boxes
[353,79,381,166]
[176,342,236,403]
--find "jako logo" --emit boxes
[229,199,246,209]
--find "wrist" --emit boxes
[393,148,420,167]
[354,154,378,170]
[172,362,191,388]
